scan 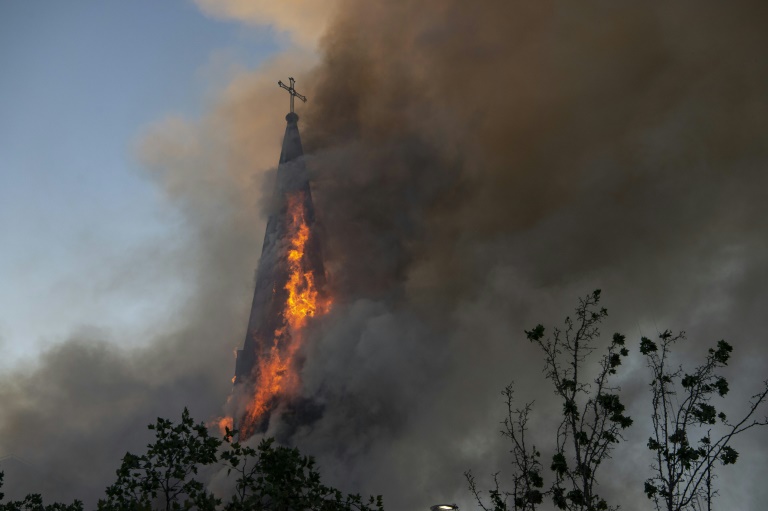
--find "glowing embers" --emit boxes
[239,191,330,439]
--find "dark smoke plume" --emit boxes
[2,2,768,510]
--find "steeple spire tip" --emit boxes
[278,77,307,114]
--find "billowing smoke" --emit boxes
[2,1,768,510]
[192,0,339,48]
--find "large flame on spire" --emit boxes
[238,190,330,438]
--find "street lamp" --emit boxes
[430,505,458,511]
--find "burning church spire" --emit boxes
[229,78,330,440]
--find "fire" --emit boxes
[214,416,233,436]
[239,191,330,437]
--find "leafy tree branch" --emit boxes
[641,332,768,511]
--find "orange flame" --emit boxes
[240,191,330,437]
[213,416,233,436]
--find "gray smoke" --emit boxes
[3,1,768,510]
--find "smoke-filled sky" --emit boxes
[2,2,768,510]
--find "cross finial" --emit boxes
[278,77,307,114]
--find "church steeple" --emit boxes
[274,112,309,197]
[279,113,304,165]
[275,78,309,194]
[231,78,328,440]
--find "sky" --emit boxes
[0,0,283,365]
[2,2,768,511]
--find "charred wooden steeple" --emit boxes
[232,79,327,439]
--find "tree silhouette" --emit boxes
[466,385,545,511]
[96,409,383,511]
[468,291,632,511]
[220,430,383,511]
[641,331,768,511]
[0,472,83,511]
[99,408,220,511]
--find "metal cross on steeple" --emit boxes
[278,77,307,114]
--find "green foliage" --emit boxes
[220,431,383,511]
[639,337,657,355]
[93,410,383,511]
[469,291,631,511]
[641,332,768,511]
[0,470,82,511]
[525,290,630,511]
[1,413,381,511]
[550,453,567,478]
[0,494,83,511]
[524,325,545,342]
[709,341,732,365]
[98,408,221,511]
[466,386,545,511]
[471,291,768,511]
[719,446,738,465]
[595,394,632,429]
